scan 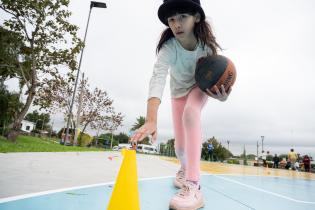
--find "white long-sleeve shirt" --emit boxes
[148,37,213,101]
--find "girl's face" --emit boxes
[167,13,200,40]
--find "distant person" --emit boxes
[60,132,65,145]
[262,150,267,167]
[288,148,298,170]
[207,143,214,161]
[280,157,287,169]
[297,153,301,162]
[294,161,300,171]
[284,157,291,170]
[273,154,280,168]
[266,151,270,167]
[303,155,311,172]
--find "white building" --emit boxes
[20,120,35,133]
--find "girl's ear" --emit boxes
[195,12,201,23]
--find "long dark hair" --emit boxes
[156,16,222,55]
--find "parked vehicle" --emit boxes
[137,144,158,154]
[112,144,132,151]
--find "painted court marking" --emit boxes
[0,175,174,204]
[1,174,314,207]
[210,174,315,205]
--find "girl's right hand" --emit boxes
[206,85,232,102]
[130,121,157,143]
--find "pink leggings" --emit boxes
[171,86,208,182]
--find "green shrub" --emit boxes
[227,159,240,164]
[78,132,93,147]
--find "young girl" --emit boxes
[131,0,231,209]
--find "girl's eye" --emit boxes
[180,14,188,18]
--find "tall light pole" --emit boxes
[256,141,259,161]
[63,1,107,145]
[261,136,264,153]
[74,72,85,146]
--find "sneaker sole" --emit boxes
[169,200,205,210]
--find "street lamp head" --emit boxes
[90,1,107,9]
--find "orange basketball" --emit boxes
[195,55,237,94]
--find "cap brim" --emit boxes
[158,0,205,26]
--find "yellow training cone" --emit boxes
[107,149,140,210]
[121,148,126,157]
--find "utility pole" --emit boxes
[261,136,264,153]
[64,1,107,145]
[74,72,84,146]
[256,141,259,162]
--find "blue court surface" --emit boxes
[0,174,314,210]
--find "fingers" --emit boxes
[138,130,150,142]
[130,130,140,142]
[206,85,221,98]
[130,128,151,142]
[220,85,227,96]
[214,85,222,97]
[206,88,215,97]
[130,122,157,143]
[130,130,146,142]
[206,85,233,102]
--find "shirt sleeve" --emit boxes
[147,42,173,102]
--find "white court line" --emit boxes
[2,174,314,205]
[212,174,315,205]
[203,173,315,181]
[0,175,175,204]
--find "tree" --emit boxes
[95,132,129,148]
[131,116,145,130]
[25,110,50,131]
[201,137,232,161]
[36,71,124,146]
[114,132,129,144]
[0,83,24,136]
[35,73,77,131]
[0,27,29,84]
[106,113,124,149]
[166,138,175,156]
[75,79,124,146]
[130,116,150,144]
[246,154,256,160]
[0,0,83,142]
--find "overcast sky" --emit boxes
[2,0,315,155]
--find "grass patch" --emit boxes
[0,135,106,153]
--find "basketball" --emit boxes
[195,55,237,94]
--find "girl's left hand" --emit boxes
[206,85,232,102]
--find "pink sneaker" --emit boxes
[169,181,204,210]
[173,169,186,188]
